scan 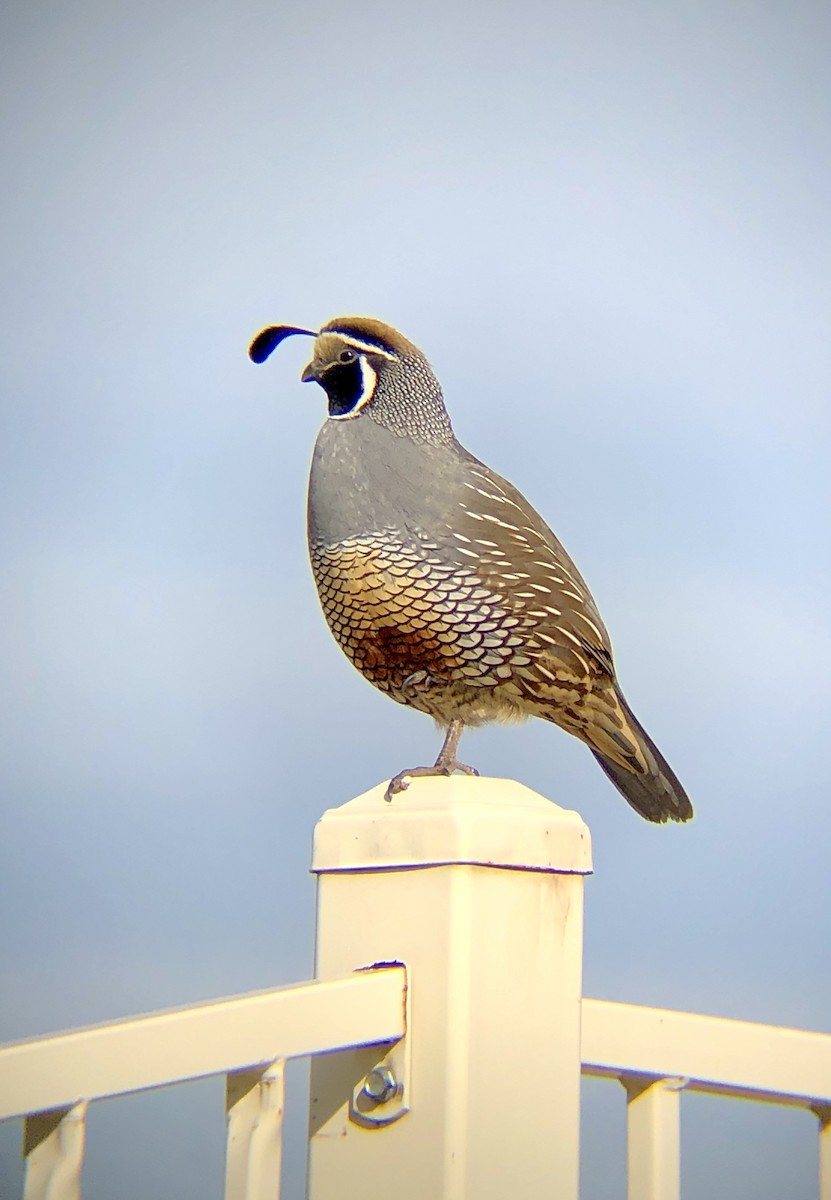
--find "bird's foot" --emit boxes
[384,758,479,803]
[401,669,431,693]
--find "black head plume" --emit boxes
[248,324,317,364]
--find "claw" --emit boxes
[384,719,477,803]
[384,772,413,802]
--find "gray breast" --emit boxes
[308,415,464,547]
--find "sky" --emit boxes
[1,0,830,1195]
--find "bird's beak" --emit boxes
[301,361,318,383]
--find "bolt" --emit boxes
[362,1066,398,1104]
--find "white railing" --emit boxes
[1,971,406,1200]
[1,776,830,1199]
[582,999,831,1200]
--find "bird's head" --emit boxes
[249,316,454,444]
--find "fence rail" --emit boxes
[1,777,829,1200]
[583,997,831,1109]
[0,969,406,1122]
[582,998,831,1200]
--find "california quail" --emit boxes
[250,316,692,824]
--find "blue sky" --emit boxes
[1,1,830,1195]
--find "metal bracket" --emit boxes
[349,963,411,1127]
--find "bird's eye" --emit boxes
[338,348,357,363]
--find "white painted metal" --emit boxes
[817,1107,831,1200]
[307,775,592,1200]
[311,773,592,874]
[23,1103,87,1200]
[0,970,405,1122]
[582,998,831,1109]
[225,1061,285,1200]
[348,968,412,1128]
[624,1077,684,1200]
[0,777,829,1200]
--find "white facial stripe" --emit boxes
[328,356,378,421]
[329,333,398,362]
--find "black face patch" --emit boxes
[322,358,365,417]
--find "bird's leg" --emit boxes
[434,718,475,774]
[384,719,479,802]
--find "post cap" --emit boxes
[311,776,592,875]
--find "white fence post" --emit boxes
[306,775,592,1200]
[624,1076,685,1200]
[818,1106,831,1200]
[225,1061,285,1200]
[23,1103,87,1200]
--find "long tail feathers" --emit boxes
[592,692,693,824]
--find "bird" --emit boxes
[249,316,692,824]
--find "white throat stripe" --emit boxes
[328,357,378,421]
